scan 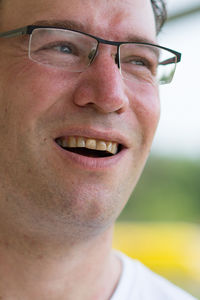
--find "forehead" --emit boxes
[2,0,156,41]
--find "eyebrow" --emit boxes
[33,19,87,33]
[32,19,157,45]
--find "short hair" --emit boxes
[151,0,167,33]
[0,0,167,34]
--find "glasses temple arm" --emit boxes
[0,27,28,38]
[159,57,178,66]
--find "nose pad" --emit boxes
[114,52,120,69]
[88,48,98,64]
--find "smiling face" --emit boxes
[0,0,160,239]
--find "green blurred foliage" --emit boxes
[118,155,200,223]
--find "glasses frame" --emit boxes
[0,25,182,81]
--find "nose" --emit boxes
[73,51,129,114]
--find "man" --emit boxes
[0,0,197,299]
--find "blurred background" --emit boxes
[113,1,200,298]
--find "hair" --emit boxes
[151,0,167,33]
[0,0,167,34]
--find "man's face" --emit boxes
[0,0,159,236]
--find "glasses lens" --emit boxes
[29,28,98,71]
[120,43,178,85]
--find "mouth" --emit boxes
[55,136,123,158]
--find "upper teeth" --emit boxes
[57,136,118,155]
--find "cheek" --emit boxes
[127,83,160,142]
[2,61,76,120]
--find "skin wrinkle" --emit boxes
[0,0,162,299]
[0,0,159,246]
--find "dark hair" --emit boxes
[0,0,167,34]
[151,0,167,33]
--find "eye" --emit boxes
[125,55,157,73]
[132,60,145,66]
[126,56,150,67]
[39,42,79,56]
[53,45,72,53]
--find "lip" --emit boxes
[53,127,130,170]
[53,127,130,148]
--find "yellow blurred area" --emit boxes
[113,222,200,298]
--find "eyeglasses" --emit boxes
[0,25,181,85]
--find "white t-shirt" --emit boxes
[111,252,198,300]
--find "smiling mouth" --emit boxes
[55,136,122,158]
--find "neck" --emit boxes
[0,225,121,300]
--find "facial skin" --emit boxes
[0,0,160,299]
[0,0,159,244]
